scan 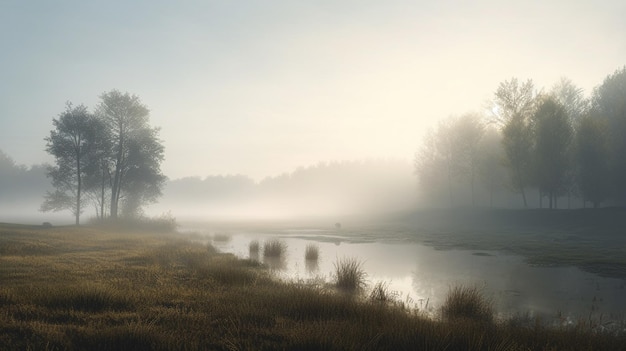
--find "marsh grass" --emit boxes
[1,224,625,351]
[369,281,399,304]
[89,213,177,233]
[305,243,319,261]
[442,285,493,322]
[334,257,367,293]
[263,239,286,258]
[31,283,136,312]
[249,240,260,254]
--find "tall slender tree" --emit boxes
[492,78,539,207]
[532,97,573,209]
[575,115,610,208]
[591,67,626,203]
[42,103,99,225]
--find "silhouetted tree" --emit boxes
[477,127,506,207]
[95,90,166,218]
[492,78,539,207]
[532,97,573,209]
[575,115,611,208]
[82,117,112,219]
[414,129,446,205]
[42,103,99,225]
[455,113,485,205]
[550,77,588,125]
[591,66,626,203]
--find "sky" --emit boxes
[1,0,625,181]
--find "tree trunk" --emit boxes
[76,146,81,226]
[110,132,124,218]
[100,166,105,219]
[471,170,475,207]
[554,194,558,209]
[549,191,553,209]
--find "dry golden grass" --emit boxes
[0,223,624,350]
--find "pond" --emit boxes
[188,225,626,325]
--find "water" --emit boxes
[190,225,626,324]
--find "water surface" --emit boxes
[192,225,626,324]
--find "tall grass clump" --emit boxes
[442,285,492,322]
[249,240,260,254]
[305,243,319,261]
[369,281,398,304]
[263,239,287,258]
[334,257,367,293]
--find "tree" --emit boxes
[414,115,484,207]
[414,128,446,206]
[42,103,99,225]
[532,97,573,209]
[492,78,539,207]
[501,115,533,207]
[477,127,506,207]
[591,66,626,203]
[550,77,588,125]
[454,113,485,206]
[95,90,166,218]
[575,115,611,208]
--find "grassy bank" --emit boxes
[1,224,625,350]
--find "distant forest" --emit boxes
[0,150,51,219]
[415,66,626,209]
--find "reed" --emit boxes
[305,243,319,261]
[334,257,367,293]
[263,239,287,258]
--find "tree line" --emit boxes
[415,66,626,209]
[42,90,166,225]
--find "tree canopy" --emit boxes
[43,91,166,223]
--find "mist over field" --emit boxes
[2,2,626,349]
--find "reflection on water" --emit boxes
[305,259,319,274]
[193,226,626,323]
[264,256,288,271]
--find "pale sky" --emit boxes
[1,1,624,181]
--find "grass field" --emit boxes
[1,222,625,350]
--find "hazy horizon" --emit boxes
[2,1,625,181]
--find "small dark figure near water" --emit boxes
[335,222,341,229]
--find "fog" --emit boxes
[147,159,416,221]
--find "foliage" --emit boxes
[532,97,573,208]
[96,90,166,218]
[494,78,539,208]
[550,77,588,124]
[414,114,486,206]
[42,91,166,222]
[42,103,102,224]
[591,66,626,203]
[575,115,611,207]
